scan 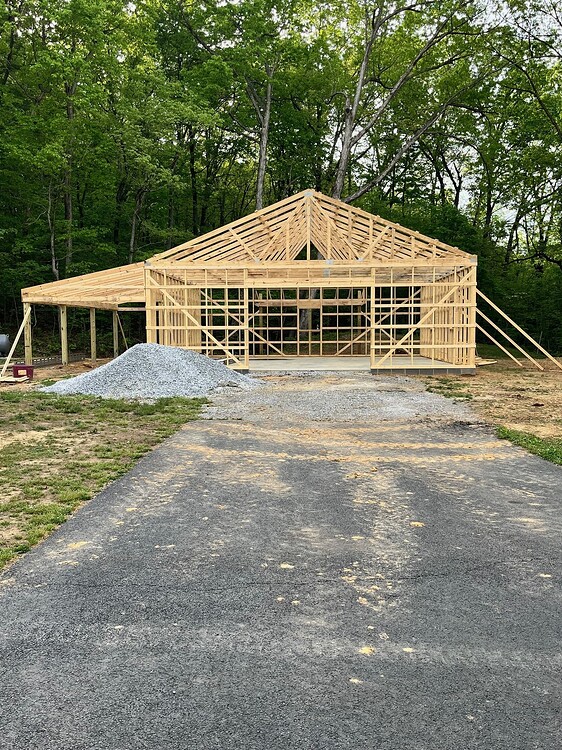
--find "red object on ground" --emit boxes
[12,364,34,380]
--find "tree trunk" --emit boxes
[47,181,59,281]
[63,167,73,269]
[333,96,354,200]
[129,188,146,264]
[188,127,198,235]
[64,82,77,270]
[255,78,272,210]
[1,2,17,87]
[333,2,472,202]
[167,189,175,249]
[113,178,128,245]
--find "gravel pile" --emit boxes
[41,344,257,400]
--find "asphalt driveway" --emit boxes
[1,374,561,749]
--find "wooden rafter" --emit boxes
[149,190,471,267]
[21,262,146,309]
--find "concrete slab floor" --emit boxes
[250,356,370,372]
[249,355,467,373]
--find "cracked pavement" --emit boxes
[1,374,561,749]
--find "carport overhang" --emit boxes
[19,262,146,366]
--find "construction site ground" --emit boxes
[5,354,561,439]
[1,365,561,749]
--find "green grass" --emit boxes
[0,392,205,568]
[475,343,547,361]
[425,376,473,401]
[496,427,562,465]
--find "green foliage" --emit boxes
[425,377,473,400]
[497,427,562,466]
[0,0,561,352]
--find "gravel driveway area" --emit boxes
[1,373,560,750]
[204,372,472,421]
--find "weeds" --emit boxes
[425,377,473,401]
[496,427,562,465]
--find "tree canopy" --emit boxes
[1,0,561,351]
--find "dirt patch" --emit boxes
[0,359,109,393]
[424,359,562,439]
[0,427,67,450]
[204,371,471,423]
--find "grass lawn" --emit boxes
[495,427,562,465]
[0,391,204,568]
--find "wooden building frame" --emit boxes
[17,190,561,375]
[19,263,146,367]
[144,190,478,373]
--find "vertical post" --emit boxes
[257,292,264,355]
[89,308,97,362]
[243,271,250,370]
[431,267,436,363]
[468,264,477,368]
[60,305,68,366]
[370,270,376,371]
[145,267,157,344]
[306,194,311,259]
[23,302,33,365]
[0,305,32,378]
[112,311,119,359]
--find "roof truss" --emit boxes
[21,262,146,309]
[149,190,471,266]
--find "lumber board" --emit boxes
[21,262,146,309]
[475,323,522,367]
[112,311,119,359]
[24,302,32,365]
[477,289,562,371]
[90,308,97,362]
[476,308,543,371]
[60,306,68,366]
[0,305,31,377]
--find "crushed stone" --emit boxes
[203,372,476,423]
[40,344,258,400]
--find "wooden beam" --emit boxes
[60,306,68,366]
[145,268,157,344]
[375,279,471,368]
[476,322,523,367]
[112,311,119,359]
[90,308,97,362]
[0,305,32,377]
[243,272,250,369]
[476,308,543,371]
[306,194,311,259]
[117,312,128,350]
[23,302,32,365]
[477,289,562,371]
[146,276,244,365]
[227,227,260,262]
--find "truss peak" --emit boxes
[148,190,471,266]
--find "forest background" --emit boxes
[1,0,561,354]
